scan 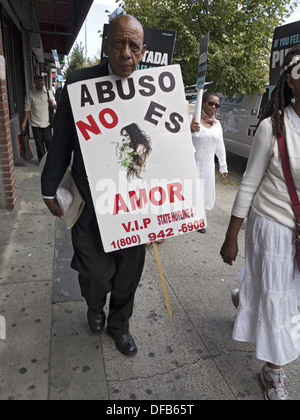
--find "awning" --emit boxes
[34,0,93,56]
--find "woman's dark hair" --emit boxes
[121,123,152,180]
[203,92,220,104]
[258,44,300,136]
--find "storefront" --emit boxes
[0,0,93,209]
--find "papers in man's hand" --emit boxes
[56,184,73,214]
[40,154,85,229]
[56,169,85,229]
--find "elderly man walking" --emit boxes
[41,15,147,356]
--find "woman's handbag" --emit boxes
[277,131,300,271]
[47,90,55,127]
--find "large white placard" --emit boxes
[68,65,206,252]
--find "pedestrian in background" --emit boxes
[191,93,228,232]
[55,84,63,107]
[220,45,300,400]
[22,75,56,162]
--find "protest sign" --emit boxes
[67,65,206,252]
[270,21,300,89]
[52,49,62,76]
[194,32,210,126]
[101,25,176,70]
[137,27,176,70]
[196,32,210,91]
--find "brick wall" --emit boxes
[0,20,17,209]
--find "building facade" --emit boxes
[0,0,93,209]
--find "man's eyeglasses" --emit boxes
[208,101,221,109]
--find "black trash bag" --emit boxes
[18,132,33,161]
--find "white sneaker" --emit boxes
[261,364,289,400]
[231,289,239,309]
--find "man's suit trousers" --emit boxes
[71,217,145,335]
[32,126,52,162]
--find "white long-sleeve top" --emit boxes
[232,106,300,229]
[192,120,228,210]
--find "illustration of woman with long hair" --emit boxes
[116,123,152,181]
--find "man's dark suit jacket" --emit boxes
[41,61,109,227]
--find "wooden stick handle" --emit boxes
[152,242,173,318]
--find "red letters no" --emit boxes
[99,108,119,129]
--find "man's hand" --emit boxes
[43,198,64,219]
[48,99,57,110]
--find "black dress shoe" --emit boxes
[197,228,206,234]
[87,309,106,334]
[107,330,138,356]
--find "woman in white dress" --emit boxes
[191,94,228,232]
[220,45,300,401]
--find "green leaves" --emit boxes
[116,142,138,169]
[121,0,296,96]
[65,43,85,76]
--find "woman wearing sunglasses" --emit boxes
[191,93,228,232]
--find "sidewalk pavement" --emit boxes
[1,148,300,401]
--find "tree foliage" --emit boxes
[121,0,297,96]
[64,43,85,77]
[64,43,101,77]
[64,43,101,76]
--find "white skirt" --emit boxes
[233,206,300,366]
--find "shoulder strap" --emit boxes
[277,132,300,219]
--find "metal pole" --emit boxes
[85,18,88,66]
